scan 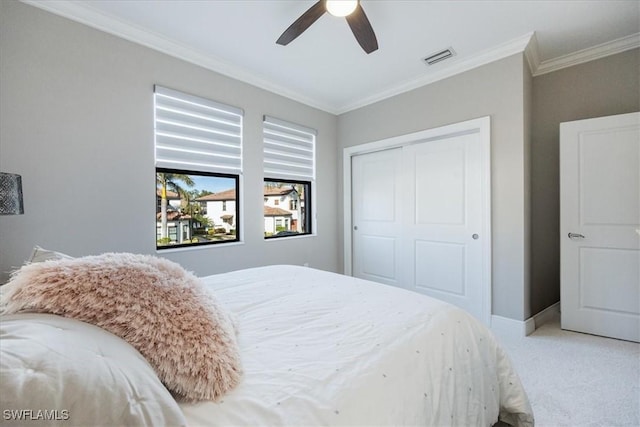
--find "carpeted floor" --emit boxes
[495,315,640,427]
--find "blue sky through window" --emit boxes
[190,175,235,194]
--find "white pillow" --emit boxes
[0,313,187,426]
[28,245,73,263]
[3,253,243,402]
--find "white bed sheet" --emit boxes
[180,265,533,426]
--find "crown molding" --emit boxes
[523,32,540,75]
[19,1,535,115]
[20,1,640,115]
[532,32,640,76]
[21,0,338,114]
[337,32,535,114]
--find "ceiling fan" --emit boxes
[276,0,378,54]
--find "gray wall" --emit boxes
[2,1,637,322]
[529,48,640,315]
[0,1,339,282]
[337,54,531,321]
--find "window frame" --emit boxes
[263,177,313,240]
[156,167,240,250]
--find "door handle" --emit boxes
[568,232,585,239]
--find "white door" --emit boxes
[351,148,403,287]
[350,121,490,324]
[560,112,640,342]
[403,133,485,321]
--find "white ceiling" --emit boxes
[27,0,640,114]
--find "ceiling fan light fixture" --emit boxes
[325,0,358,17]
[277,0,377,54]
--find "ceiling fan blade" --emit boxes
[345,3,378,54]
[276,1,326,46]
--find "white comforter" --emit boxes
[181,265,533,426]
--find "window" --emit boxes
[263,115,315,239]
[263,179,311,237]
[154,86,242,249]
[156,168,239,247]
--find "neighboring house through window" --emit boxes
[193,188,237,235]
[154,85,243,249]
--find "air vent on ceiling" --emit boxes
[423,48,456,66]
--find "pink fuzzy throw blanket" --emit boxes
[2,252,242,402]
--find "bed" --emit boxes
[1,256,533,426]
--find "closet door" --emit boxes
[403,133,485,321]
[351,148,404,287]
[348,118,491,324]
[351,133,487,322]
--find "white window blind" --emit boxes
[154,85,243,174]
[263,115,316,181]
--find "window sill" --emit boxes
[155,240,245,254]
[265,233,316,242]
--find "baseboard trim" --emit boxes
[491,302,560,338]
[532,302,560,329]
[491,315,535,338]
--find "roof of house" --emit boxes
[196,186,297,202]
[264,206,293,217]
[196,188,237,201]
